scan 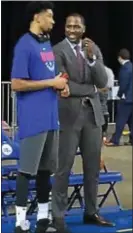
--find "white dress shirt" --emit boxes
[121,59,130,65]
[65,38,96,66]
[104,66,114,88]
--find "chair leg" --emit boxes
[2,193,9,217]
[98,182,122,209]
[27,196,38,215]
[67,185,83,211]
[110,184,123,210]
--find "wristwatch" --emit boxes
[88,54,96,63]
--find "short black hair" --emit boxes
[66,13,85,25]
[26,1,54,24]
[118,48,130,60]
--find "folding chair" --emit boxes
[1,130,20,217]
[22,151,123,215]
[2,130,19,176]
[67,151,123,211]
[67,165,123,211]
[98,164,123,209]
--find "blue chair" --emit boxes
[27,164,123,215]
[2,130,19,177]
[66,171,123,211]
[1,131,37,217]
[1,141,123,217]
[65,150,123,211]
[1,130,20,217]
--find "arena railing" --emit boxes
[1,81,119,135]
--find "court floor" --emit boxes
[2,133,132,233]
[2,207,133,233]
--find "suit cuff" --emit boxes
[87,54,96,66]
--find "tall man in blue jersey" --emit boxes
[11,2,67,233]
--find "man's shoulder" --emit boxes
[15,33,31,51]
[53,39,66,52]
[126,61,132,69]
[123,61,132,71]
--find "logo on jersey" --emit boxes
[2,144,13,156]
[40,51,55,72]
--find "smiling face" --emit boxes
[65,16,85,43]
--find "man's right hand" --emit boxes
[51,73,68,90]
[60,84,70,97]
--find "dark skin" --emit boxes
[31,9,55,33]
[11,9,68,92]
[65,16,85,43]
[61,16,95,97]
[65,16,94,58]
[61,16,105,169]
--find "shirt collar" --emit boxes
[65,38,82,50]
[121,59,130,65]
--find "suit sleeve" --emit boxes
[117,67,130,98]
[68,80,95,97]
[53,46,95,97]
[85,44,108,88]
[89,61,108,88]
[94,44,104,63]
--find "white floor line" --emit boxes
[117,229,133,232]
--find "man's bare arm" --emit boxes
[11,74,67,92]
[11,79,54,92]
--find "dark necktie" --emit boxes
[74,45,85,81]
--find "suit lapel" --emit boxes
[81,45,89,82]
[61,39,89,82]
[62,39,79,65]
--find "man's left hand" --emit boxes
[60,84,70,97]
[83,37,95,59]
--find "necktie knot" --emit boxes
[74,45,80,53]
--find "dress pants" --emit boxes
[52,103,102,218]
[111,101,133,145]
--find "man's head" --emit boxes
[65,13,86,43]
[26,1,55,33]
[118,48,130,64]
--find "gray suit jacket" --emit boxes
[53,39,108,129]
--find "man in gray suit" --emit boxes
[52,13,114,233]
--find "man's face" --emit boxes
[35,9,55,32]
[65,16,85,43]
[118,56,123,64]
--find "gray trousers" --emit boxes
[52,105,102,217]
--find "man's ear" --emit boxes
[34,13,39,23]
[83,25,86,34]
